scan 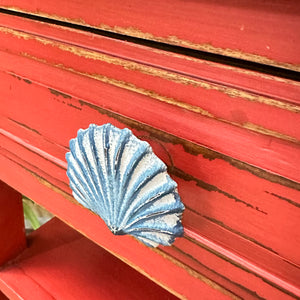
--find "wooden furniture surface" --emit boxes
[0,1,299,299]
[0,217,178,300]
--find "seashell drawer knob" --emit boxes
[66,123,185,247]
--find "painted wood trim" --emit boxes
[1,71,299,265]
[0,0,299,70]
[1,117,299,299]
[0,22,299,183]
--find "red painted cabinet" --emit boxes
[0,1,299,299]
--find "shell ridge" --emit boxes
[68,173,90,207]
[67,150,99,207]
[119,178,178,227]
[94,125,112,223]
[133,222,183,238]
[87,125,108,217]
[122,208,183,232]
[125,213,184,236]
[78,127,107,213]
[104,125,115,228]
[109,126,133,228]
[119,169,169,227]
[122,153,167,205]
[132,231,177,246]
[122,163,165,207]
[112,129,131,228]
[117,143,150,201]
[129,228,178,235]
[126,190,181,223]
[68,161,100,208]
[71,135,101,205]
[102,125,115,229]
[67,166,103,214]
[94,125,116,228]
[116,145,151,225]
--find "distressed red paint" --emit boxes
[0,3,299,300]
[0,0,299,69]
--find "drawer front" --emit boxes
[0,3,299,299]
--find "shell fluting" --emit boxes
[66,123,185,247]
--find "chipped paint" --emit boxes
[264,191,300,208]
[99,23,300,72]
[153,247,242,299]
[49,88,72,99]
[153,49,300,86]
[1,26,299,114]
[169,245,264,300]
[20,52,300,144]
[182,234,300,299]
[170,166,268,214]
[186,208,278,255]
[8,118,41,135]
[2,5,297,71]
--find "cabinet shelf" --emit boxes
[0,218,177,300]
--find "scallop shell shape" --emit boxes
[66,123,185,247]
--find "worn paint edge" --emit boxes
[168,245,264,300]
[2,80,300,192]
[0,25,299,114]
[184,231,300,299]
[150,49,300,87]
[10,52,300,145]
[0,6,299,72]
[264,191,300,208]
[170,166,269,214]
[99,23,300,73]
[2,11,300,88]
[186,207,278,254]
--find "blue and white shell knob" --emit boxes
[66,123,185,247]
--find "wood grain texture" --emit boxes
[0,181,26,266]
[0,218,179,300]
[1,64,300,265]
[0,14,299,183]
[0,79,299,299]
[1,150,299,299]
[0,11,299,300]
[0,0,299,71]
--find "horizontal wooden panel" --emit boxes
[0,0,299,71]
[0,58,300,266]
[0,146,298,299]
[0,12,299,106]
[0,15,299,183]
[0,75,299,299]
